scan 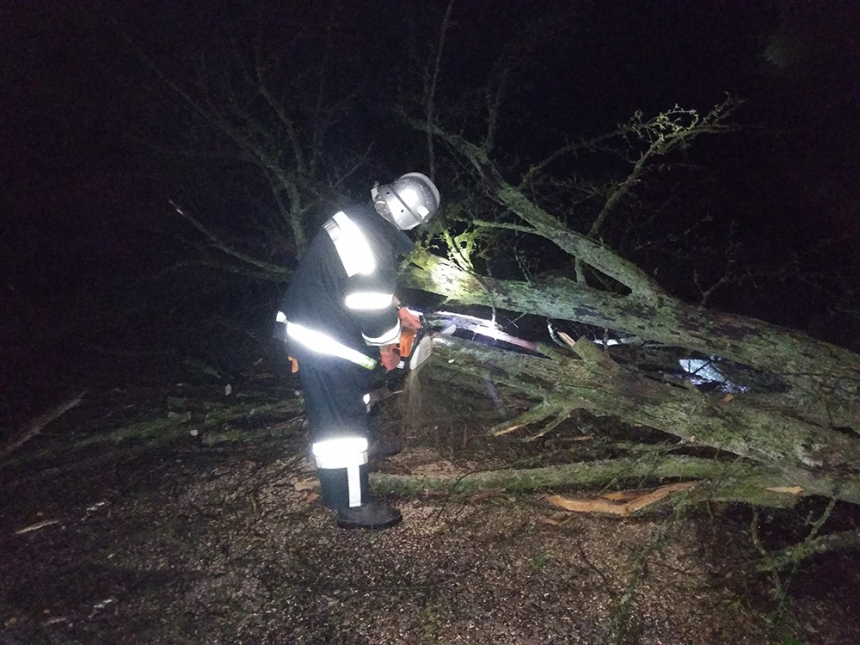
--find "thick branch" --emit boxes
[429,335,860,485]
[371,453,860,508]
[404,252,860,430]
[400,114,664,296]
[759,530,860,571]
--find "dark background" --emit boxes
[3,0,859,424]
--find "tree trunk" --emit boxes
[403,250,860,433]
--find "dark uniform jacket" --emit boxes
[279,204,414,371]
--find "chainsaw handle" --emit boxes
[397,328,418,359]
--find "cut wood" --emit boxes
[546,482,697,516]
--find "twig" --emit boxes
[760,528,860,571]
[576,538,614,595]
[168,200,289,277]
[612,522,670,644]
[0,391,86,461]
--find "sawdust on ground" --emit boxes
[1,372,859,645]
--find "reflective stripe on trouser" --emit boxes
[312,437,369,508]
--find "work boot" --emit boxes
[368,436,404,459]
[336,501,402,530]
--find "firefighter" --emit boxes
[275,172,440,529]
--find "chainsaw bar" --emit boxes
[426,310,541,354]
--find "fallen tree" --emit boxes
[371,336,860,508]
[404,248,860,433]
[389,101,860,515]
[105,3,859,585]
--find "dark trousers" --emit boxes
[297,356,374,444]
[296,356,375,509]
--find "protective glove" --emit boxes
[379,344,400,371]
[397,307,422,331]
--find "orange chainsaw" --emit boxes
[394,311,432,371]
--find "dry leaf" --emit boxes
[293,478,319,491]
[721,393,735,403]
[765,486,804,496]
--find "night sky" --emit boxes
[2,1,859,417]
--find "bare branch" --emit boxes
[169,200,289,277]
[424,0,455,179]
[1,392,86,462]
[588,99,742,239]
[520,129,628,189]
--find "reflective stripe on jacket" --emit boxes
[279,204,414,370]
[282,317,377,370]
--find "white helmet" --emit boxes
[372,172,441,230]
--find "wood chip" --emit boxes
[303,492,319,505]
[601,491,642,501]
[765,486,804,496]
[15,519,60,535]
[293,479,319,491]
[492,423,525,436]
[547,482,697,517]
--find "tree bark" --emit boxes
[403,250,860,433]
[371,452,860,508]
[389,334,860,505]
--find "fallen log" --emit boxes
[428,335,860,484]
[370,453,860,508]
[402,251,860,432]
